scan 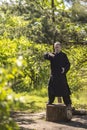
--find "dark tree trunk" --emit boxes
[51,0,55,23]
[51,0,57,44]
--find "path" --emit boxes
[13,111,87,130]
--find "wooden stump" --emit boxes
[46,104,72,122]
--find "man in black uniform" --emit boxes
[44,42,72,108]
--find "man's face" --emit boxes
[54,44,61,53]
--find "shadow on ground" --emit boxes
[58,115,87,129]
[12,112,87,130]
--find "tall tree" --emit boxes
[51,0,55,22]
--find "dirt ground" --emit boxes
[13,111,87,130]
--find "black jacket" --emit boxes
[44,51,71,96]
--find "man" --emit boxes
[44,42,72,108]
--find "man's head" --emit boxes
[54,42,61,53]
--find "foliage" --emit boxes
[71,0,87,22]
[64,45,87,93]
[0,0,87,44]
[0,36,86,94]
[0,1,87,129]
[0,68,20,130]
[0,30,86,130]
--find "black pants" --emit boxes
[48,94,72,106]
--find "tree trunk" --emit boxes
[51,0,55,23]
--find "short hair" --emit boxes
[54,42,61,46]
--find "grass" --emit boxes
[13,87,48,112]
[71,88,87,109]
[12,87,87,113]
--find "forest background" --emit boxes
[0,0,87,129]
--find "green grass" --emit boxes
[12,87,87,113]
[71,88,87,109]
[13,87,48,112]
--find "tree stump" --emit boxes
[46,104,72,122]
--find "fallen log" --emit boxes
[72,108,87,115]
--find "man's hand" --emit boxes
[61,67,65,74]
[48,53,55,57]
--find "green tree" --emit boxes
[0,0,87,44]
